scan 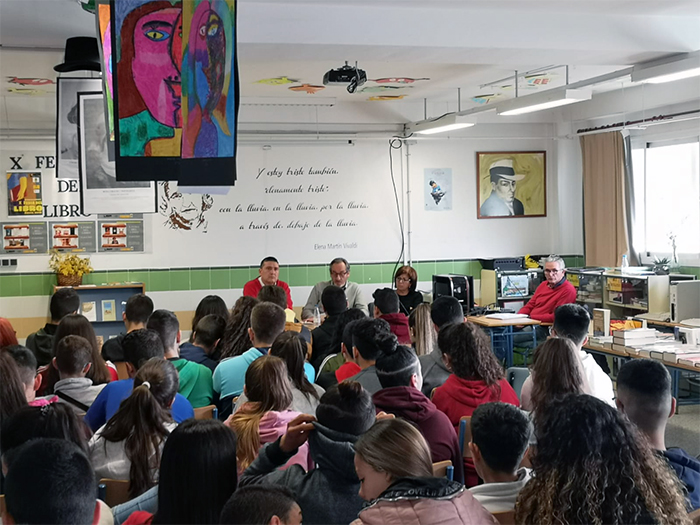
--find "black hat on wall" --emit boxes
[54,37,101,73]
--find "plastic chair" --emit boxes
[97,479,130,508]
[506,366,530,400]
[194,404,218,420]
[492,510,515,525]
[458,416,472,458]
[431,460,454,481]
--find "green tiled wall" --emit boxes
[7,255,683,298]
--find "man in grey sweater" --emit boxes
[302,258,367,319]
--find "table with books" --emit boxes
[585,328,700,407]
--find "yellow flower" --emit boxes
[49,250,93,277]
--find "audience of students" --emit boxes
[235,332,324,415]
[178,313,225,372]
[432,321,519,487]
[240,381,376,525]
[0,317,19,347]
[352,418,496,525]
[85,329,194,431]
[3,438,108,525]
[44,313,115,394]
[219,296,259,360]
[468,402,532,513]
[515,394,689,524]
[102,293,154,363]
[315,309,367,389]
[372,288,411,345]
[408,303,436,357]
[373,343,464,483]
[227,355,312,473]
[418,296,464,396]
[521,337,591,414]
[53,335,108,412]
[310,285,348,370]
[122,419,238,525]
[89,358,179,499]
[519,303,615,408]
[148,309,213,408]
[25,286,79,366]
[616,358,700,510]
[3,345,44,405]
[214,302,287,399]
[220,485,302,525]
[394,265,423,316]
[257,284,298,324]
[189,294,230,341]
[347,318,397,395]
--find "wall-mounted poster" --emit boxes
[97,216,144,252]
[477,151,546,219]
[56,77,103,179]
[77,92,156,214]
[50,221,97,253]
[7,171,42,216]
[424,168,452,211]
[1,222,48,254]
[111,0,239,185]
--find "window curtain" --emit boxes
[580,131,629,267]
[622,133,641,265]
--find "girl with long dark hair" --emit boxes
[219,296,259,360]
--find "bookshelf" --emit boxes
[602,272,669,317]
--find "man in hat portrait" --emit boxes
[480,159,525,217]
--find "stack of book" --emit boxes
[611,328,657,353]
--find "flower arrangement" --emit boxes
[49,251,93,286]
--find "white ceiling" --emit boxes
[1,0,700,131]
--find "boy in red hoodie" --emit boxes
[372,288,411,345]
[432,322,519,487]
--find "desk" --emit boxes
[467,316,541,368]
[583,342,700,408]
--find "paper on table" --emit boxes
[485,313,530,320]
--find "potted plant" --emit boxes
[49,250,93,286]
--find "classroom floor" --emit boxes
[667,403,700,458]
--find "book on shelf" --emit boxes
[592,308,611,337]
[612,328,657,339]
[81,301,97,322]
[101,299,117,322]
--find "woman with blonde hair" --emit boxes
[408,303,436,357]
[227,355,311,473]
[352,418,495,525]
[515,394,690,524]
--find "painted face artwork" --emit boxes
[493,178,517,203]
[132,8,182,128]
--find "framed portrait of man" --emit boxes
[476,151,546,219]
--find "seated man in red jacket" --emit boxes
[516,255,577,345]
[373,344,464,483]
[372,288,411,345]
[243,256,293,309]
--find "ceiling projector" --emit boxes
[323,61,367,93]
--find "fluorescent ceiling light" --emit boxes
[497,89,592,116]
[409,114,476,135]
[631,54,700,84]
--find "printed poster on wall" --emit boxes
[111,0,239,186]
[78,92,156,214]
[1,222,48,254]
[97,215,144,252]
[424,168,452,211]
[49,221,97,253]
[7,171,43,216]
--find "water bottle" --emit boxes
[621,254,629,274]
[313,306,321,327]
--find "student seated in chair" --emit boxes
[26,287,79,367]
[616,358,700,511]
[101,293,154,364]
[179,313,226,373]
[85,329,194,431]
[2,345,45,406]
[310,285,348,371]
[148,310,213,409]
[53,335,107,413]
[220,485,302,525]
[373,344,463,483]
[372,288,411,345]
[347,318,398,395]
[468,402,532,513]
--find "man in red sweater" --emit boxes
[516,255,577,344]
[243,256,293,309]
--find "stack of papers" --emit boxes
[484,313,529,320]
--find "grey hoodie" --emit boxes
[239,423,365,525]
[419,347,451,397]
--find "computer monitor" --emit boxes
[432,274,474,313]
